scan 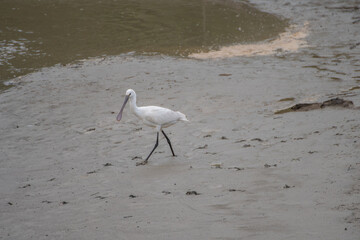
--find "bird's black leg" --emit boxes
[136,132,159,166]
[162,130,176,157]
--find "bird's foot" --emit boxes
[136,160,148,166]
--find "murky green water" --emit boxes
[0,0,287,87]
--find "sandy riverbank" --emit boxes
[1,0,360,239]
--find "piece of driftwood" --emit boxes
[275,98,355,114]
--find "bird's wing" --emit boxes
[142,106,180,126]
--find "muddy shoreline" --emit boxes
[1,0,360,239]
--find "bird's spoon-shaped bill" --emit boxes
[116,95,130,121]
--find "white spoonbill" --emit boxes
[117,89,189,166]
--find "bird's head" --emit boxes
[126,89,136,99]
[116,89,136,121]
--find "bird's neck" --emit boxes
[129,96,138,113]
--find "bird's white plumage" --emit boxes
[137,106,187,128]
[117,89,188,131]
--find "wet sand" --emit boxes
[1,0,360,239]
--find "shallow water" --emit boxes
[0,0,287,86]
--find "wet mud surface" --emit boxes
[0,0,360,240]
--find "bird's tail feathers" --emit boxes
[177,111,189,122]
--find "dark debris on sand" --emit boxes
[275,98,355,114]
[186,191,200,195]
